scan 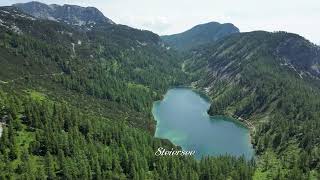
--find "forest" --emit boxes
[184,31,320,179]
[1,5,320,180]
[0,6,255,180]
[0,87,255,179]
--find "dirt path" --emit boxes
[0,61,93,85]
[0,68,89,85]
[0,72,64,84]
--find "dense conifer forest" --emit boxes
[0,3,320,180]
[184,31,320,179]
[0,87,255,179]
[0,6,255,179]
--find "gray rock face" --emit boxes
[13,1,114,26]
[0,125,2,137]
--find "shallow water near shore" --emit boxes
[152,88,254,160]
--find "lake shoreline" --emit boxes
[183,83,256,146]
[152,87,254,159]
[156,84,256,133]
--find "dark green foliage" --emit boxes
[0,6,255,179]
[0,6,187,131]
[0,88,255,179]
[185,31,320,179]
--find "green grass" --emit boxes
[9,123,36,170]
[16,127,35,150]
[128,82,150,92]
[25,90,47,101]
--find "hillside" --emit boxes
[185,31,320,179]
[2,1,320,179]
[0,4,255,179]
[161,22,239,52]
[0,5,189,131]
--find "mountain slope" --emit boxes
[13,1,114,27]
[0,5,256,179]
[185,31,320,178]
[0,5,187,131]
[162,22,239,51]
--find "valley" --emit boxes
[182,31,320,179]
[0,1,319,179]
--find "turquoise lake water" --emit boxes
[152,88,254,159]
